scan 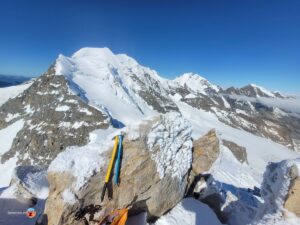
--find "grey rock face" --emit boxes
[216,96,300,151]
[0,66,110,166]
[222,84,281,98]
[126,72,179,113]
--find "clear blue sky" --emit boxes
[0,0,299,92]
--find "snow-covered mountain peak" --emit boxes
[71,47,120,68]
[174,72,207,84]
[116,53,138,66]
[72,47,114,59]
[173,72,220,95]
[53,47,178,124]
[248,83,276,97]
[223,83,286,99]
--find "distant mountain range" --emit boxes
[0,74,31,87]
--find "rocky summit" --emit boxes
[0,47,299,225]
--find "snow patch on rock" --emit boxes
[55,105,70,112]
[62,189,77,204]
[48,128,117,190]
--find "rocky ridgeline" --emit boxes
[0,66,109,166]
[169,80,300,151]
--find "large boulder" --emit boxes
[186,129,220,196]
[43,112,193,225]
[191,129,220,175]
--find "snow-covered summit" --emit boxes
[173,72,220,95]
[55,47,177,124]
[249,83,276,98]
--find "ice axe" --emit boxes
[101,135,119,202]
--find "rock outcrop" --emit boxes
[222,139,248,164]
[43,113,193,225]
[186,129,220,197]
[284,177,300,217]
[0,67,110,166]
[284,165,300,217]
[191,129,220,175]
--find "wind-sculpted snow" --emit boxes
[251,159,300,225]
[147,112,193,180]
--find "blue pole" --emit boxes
[114,135,123,185]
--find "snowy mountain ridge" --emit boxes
[55,47,178,124]
[1,47,292,154]
[173,72,220,95]
[0,47,300,225]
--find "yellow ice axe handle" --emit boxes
[101,136,119,201]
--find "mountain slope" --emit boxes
[55,47,177,125]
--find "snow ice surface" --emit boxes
[48,127,118,190]
[0,119,24,156]
[62,189,77,204]
[0,120,24,188]
[174,100,299,182]
[147,112,193,180]
[55,105,70,112]
[21,169,49,199]
[0,81,33,107]
[0,155,18,188]
[154,198,222,225]
[5,113,20,122]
